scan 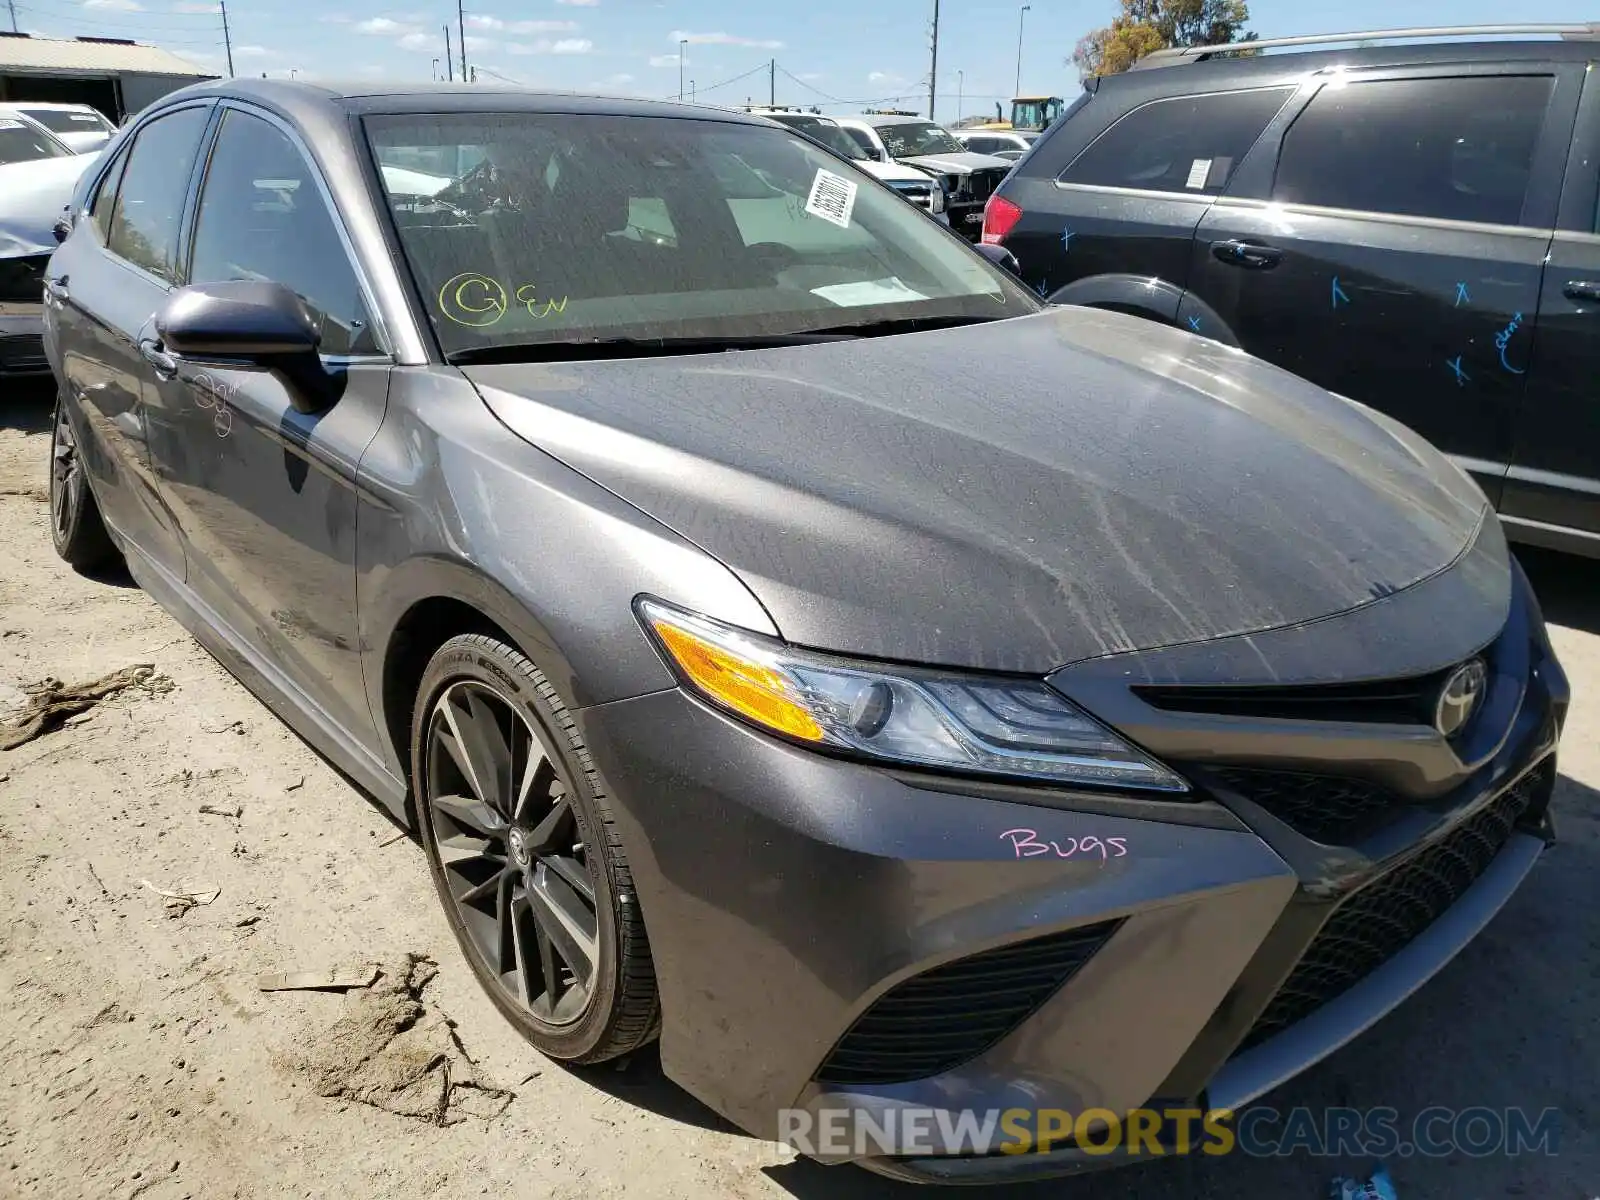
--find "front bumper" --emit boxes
[0,306,49,376]
[578,537,1565,1183]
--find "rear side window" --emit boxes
[89,147,129,243]
[107,106,210,282]
[1273,75,1554,226]
[1060,87,1294,194]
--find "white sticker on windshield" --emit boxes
[1184,158,1212,190]
[0,119,24,130]
[812,277,929,308]
[805,168,858,228]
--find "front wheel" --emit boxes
[412,634,659,1062]
[49,391,120,572]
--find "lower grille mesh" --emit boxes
[1208,768,1397,844]
[816,920,1121,1085]
[1240,759,1550,1051]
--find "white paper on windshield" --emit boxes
[804,168,859,228]
[811,277,929,308]
[0,120,24,130]
[1184,158,1212,189]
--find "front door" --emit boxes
[1183,67,1581,504]
[1501,74,1600,550]
[143,104,391,743]
[48,103,213,579]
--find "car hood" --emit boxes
[856,160,934,185]
[0,154,90,258]
[896,150,1011,175]
[468,306,1489,674]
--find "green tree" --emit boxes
[1073,0,1253,77]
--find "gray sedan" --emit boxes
[41,79,1566,1183]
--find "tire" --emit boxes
[49,390,120,572]
[411,633,659,1063]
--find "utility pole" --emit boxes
[769,58,775,106]
[1015,4,1030,97]
[677,38,686,100]
[457,0,467,83]
[957,69,963,123]
[927,0,939,121]
[443,24,453,81]
[219,0,234,77]
[8,0,18,34]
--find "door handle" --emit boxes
[1211,239,1283,269]
[43,275,68,303]
[138,338,179,380]
[1562,280,1600,303]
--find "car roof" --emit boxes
[161,77,771,125]
[1099,36,1599,102]
[860,114,934,127]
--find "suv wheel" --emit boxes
[412,634,659,1062]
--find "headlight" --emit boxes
[638,600,1187,792]
[928,182,945,214]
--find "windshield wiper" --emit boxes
[799,314,998,338]
[446,333,859,366]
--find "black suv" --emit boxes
[985,25,1600,559]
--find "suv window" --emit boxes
[90,147,130,243]
[843,126,878,157]
[189,109,377,356]
[1061,87,1294,194]
[107,106,209,282]
[0,116,70,164]
[1274,75,1554,227]
[965,136,998,155]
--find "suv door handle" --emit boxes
[138,338,179,380]
[1211,239,1283,269]
[1562,280,1600,303]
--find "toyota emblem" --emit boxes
[1435,659,1487,738]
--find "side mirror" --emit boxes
[52,215,72,245]
[972,241,1023,280]
[156,280,340,414]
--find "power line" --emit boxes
[661,59,766,100]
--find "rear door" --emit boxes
[1001,85,1296,303]
[1500,68,1600,550]
[1184,64,1581,503]
[48,102,213,580]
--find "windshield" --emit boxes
[874,121,965,157]
[771,115,867,161]
[0,118,70,164]
[366,113,1037,358]
[22,107,113,135]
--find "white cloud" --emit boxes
[797,71,822,81]
[867,71,902,83]
[508,36,592,54]
[556,0,598,5]
[670,29,782,49]
[84,0,143,10]
[233,43,272,56]
[647,52,678,67]
[355,15,418,34]
[396,30,434,50]
[468,15,578,33]
[170,1,220,11]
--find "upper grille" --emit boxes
[1238,759,1550,1052]
[965,168,1006,203]
[1136,670,1450,726]
[815,920,1121,1086]
[1206,767,1398,845]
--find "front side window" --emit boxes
[875,121,965,157]
[188,109,376,356]
[367,113,1038,359]
[0,117,70,164]
[1061,87,1295,194]
[842,126,879,157]
[1273,75,1554,227]
[107,106,210,281]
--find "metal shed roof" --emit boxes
[0,33,214,77]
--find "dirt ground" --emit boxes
[2,377,1597,1200]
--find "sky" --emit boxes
[9,0,1600,120]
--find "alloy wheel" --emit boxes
[423,680,599,1026]
[50,402,81,544]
